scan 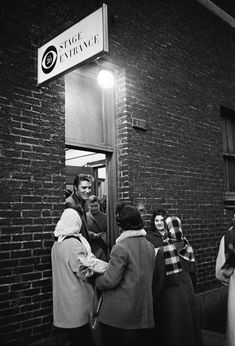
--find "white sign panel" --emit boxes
[37,4,108,85]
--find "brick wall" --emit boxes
[0,0,235,344]
[113,0,235,291]
[0,2,66,344]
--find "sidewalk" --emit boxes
[202,329,226,346]
[196,285,227,346]
[36,330,226,346]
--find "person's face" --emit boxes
[89,201,100,215]
[154,215,165,232]
[75,180,92,201]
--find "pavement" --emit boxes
[36,329,226,346]
[36,285,228,346]
[202,329,226,346]
[196,285,227,346]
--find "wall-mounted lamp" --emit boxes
[97,69,114,89]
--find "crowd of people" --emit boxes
[51,173,235,346]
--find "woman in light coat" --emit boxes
[51,208,95,346]
[216,211,235,346]
[95,202,155,346]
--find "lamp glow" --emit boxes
[97,69,114,89]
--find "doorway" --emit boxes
[65,62,118,246]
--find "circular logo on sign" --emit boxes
[41,45,57,74]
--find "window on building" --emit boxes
[221,105,235,208]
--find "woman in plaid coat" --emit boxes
[151,216,204,346]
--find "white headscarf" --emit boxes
[54,208,91,255]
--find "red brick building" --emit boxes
[0,0,235,344]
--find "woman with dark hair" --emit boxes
[146,208,168,249]
[94,202,155,346]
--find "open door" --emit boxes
[65,62,118,247]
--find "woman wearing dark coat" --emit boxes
[95,202,155,346]
[152,216,204,346]
[146,208,168,249]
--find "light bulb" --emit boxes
[97,69,114,89]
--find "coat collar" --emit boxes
[72,192,84,206]
[71,192,86,215]
[116,229,146,243]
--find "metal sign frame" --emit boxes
[37,4,108,85]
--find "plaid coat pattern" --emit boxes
[165,216,196,264]
[163,241,182,276]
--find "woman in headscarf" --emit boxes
[94,202,156,346]
[152,216,204,346]
[51,208,95,346]
[216,208,235,346]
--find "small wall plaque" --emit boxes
[131,118,147,131]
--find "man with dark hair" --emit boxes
[66,174,94,242]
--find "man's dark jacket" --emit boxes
[65,192,91,242]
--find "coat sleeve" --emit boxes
[215,236,233,285]
[67,240,87,278]
[181,258,197,289]
[152,247,165,299]
[95,243,127,290]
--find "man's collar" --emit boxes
[72,192,85,206]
